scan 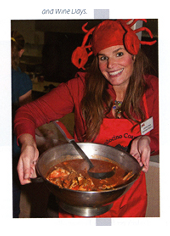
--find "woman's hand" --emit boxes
[17,134,39,185]
[130,135,151,172]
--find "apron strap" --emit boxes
[143,93,149,119]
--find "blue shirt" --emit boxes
[12,67,32,158]
[12,67,32,105]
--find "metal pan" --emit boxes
[34,142,142,216]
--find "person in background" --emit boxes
[11,31,32,217]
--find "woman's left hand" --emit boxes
[130,135,151,172]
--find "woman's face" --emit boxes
[98,45,135,89]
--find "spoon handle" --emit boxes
[53,120,74,141]
[53,120,94,169]
[70,140,94,168]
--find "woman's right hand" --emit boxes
[17,134,39,185]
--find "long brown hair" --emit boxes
[11,31,25,70]
[81,50,150,141]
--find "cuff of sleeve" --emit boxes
[14,123,36,146]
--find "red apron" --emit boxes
[59,95,149,218]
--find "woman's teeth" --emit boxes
[109,68,123,76]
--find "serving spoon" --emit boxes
[53,120,115,179]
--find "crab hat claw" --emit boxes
[120,19,157,55]
[71,46,89,70]
[124,30,140,55]
[71,23,95,70]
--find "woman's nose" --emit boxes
[107,58,116,68]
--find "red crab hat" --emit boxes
[71,19,157,69]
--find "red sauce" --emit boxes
[46,159,135,191]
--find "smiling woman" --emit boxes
[81,48,151,138]
[14,19,159,218]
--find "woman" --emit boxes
[12,31,32,217]
[14,19,159,217]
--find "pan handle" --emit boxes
[30,176,44,183]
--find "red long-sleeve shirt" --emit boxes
[14,72,159,154]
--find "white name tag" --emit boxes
[140,117,154,135]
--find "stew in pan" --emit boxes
[46,157,135,191]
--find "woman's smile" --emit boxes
[108,68,124,77]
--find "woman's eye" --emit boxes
[99,56,108,61]
[116,52,123,57]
